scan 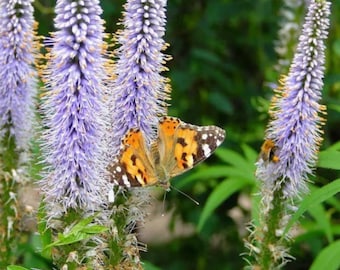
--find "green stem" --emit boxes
[258,187,285,269]
[0,133,20,267]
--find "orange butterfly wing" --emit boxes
[108,128,158,187]
[109,117,226,188]
[158,116,226,177]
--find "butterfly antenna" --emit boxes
[170,185,200,206]
[161,190,167,217]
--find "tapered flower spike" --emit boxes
[41,0,108,211]
[0,1,38,266]
[103,0,170,268]
[257,0,330,198]
[0,0,37,152]
[247,1,331,269]
[109,0,170,154]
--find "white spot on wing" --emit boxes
[202,133,208,140]
[187,154,194,166]
[122,174,130,187]
[202,144,211,157]
[116,166,122,172]
[112,180,119,185]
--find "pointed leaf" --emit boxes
[326,141,340,151]
[46,232,89,248]
[317,150,340,170]
[240,144,258,164]
[283,179,340,236]
[215,148,251,171]
[81,225,108,234]
[198,178,252,231]
[68,216,95,233]
[308,203,333,243]
[7,266,30,270]
[310,240,340,270]
[143,261,162,270]
[175,165,255,188]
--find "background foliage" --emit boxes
[21,0,340,269]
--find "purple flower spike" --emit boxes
[41,0,107,210]
[0,0,37,151]
[110,0,170,153]
[257,0,331,197]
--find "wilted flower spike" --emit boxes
[274,0,305,74]
[110,0,170,152]
[0,0,37,151]
[257,0,331,197]
[41,0,107,210]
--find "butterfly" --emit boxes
[258,139,279,163]
[108,116,226,189]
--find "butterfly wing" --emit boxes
[108,128,158,187]
[158,116,226,178]
[157,116,181,167]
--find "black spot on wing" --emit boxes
[177,137,188,147]
[131,154,137,165]
[181,152,190,168]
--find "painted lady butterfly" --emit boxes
[108,116,226,189]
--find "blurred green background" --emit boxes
[29,0,340,269]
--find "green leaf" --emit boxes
[45,216,107,249]
[310,184,340,212]
[308,203,333,243]
[175,165,234,188]
[198,178,252,231]
[326,195,340,212]
[175,165,255,188]
[47,232,89,248]
[143,261,162,270]
[317,150,340,170]
[68,216,95,232]
[283,179,340,237]
[240,144,258,163]
[331,225,340,235]
[81,225,108,234]
[215,148,253,172]
[326,141,340,151]
[310,240,340,270]
[7,266,30,270]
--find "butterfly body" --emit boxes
[109,116,226,189]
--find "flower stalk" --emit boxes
[40,0,110,268]
[0,0,37,266]
[109,0,170,153]
[106,0,170,268]
[247,0,331,268]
